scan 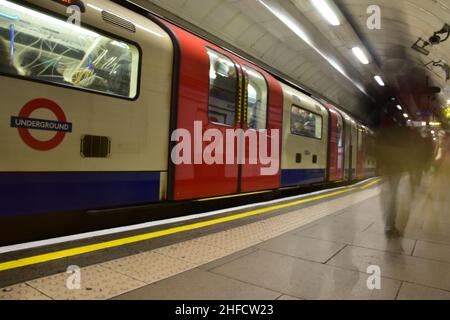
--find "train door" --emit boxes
[356,126,366,179]
[169,37,241,200]
[342,115,352,181]
[239,66,283,193]
[349,120,358,180]
[167,23,282,200]
[364,131,377,178]
[326,106,344,182]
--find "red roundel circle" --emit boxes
[17,98,67,151]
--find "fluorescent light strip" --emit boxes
[258,0,311,45]
[396,105,402,110]
[403,113,409,118]
[311,0,340,26]
[352,47,369,64]
[258,0,367,96]
[374,75,385,86]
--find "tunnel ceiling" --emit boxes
[132,0,450,124]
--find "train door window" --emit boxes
[206,48,238,126]
[0,0,140,99]
[290,105,323,139]
[244,67,267,130]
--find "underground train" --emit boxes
[0,0,376,233]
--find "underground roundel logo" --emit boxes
[10,98,72,151]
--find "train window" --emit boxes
[290,105,323,139]
[0,0,140,99]
[207,48,238,126]
[244,67,267,130]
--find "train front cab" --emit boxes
[280,85,329,188]
[0,0,174,219]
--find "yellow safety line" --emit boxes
[197,190,270,201]
[360,178,381,189]
[0,178,381,272]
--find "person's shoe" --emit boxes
[384,228,400,238]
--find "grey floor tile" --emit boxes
[112,268,280,300]
[413,241,450,263]
[330,213,380,228]
[366,222,450,245]
[397,282,450,300]
[294,221,362,243]
[212,250,400,300]
[351,232,416,255]
[258,234,345,263]
[199,247,258,271]
[416,233,450,246]
[327,246,450,291]
[277,295,303,300]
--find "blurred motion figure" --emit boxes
[376,121,411,236]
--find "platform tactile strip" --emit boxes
[25,265,145,300]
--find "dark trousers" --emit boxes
[381,173,401,231]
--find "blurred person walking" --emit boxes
[376,120,411,236]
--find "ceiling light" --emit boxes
[311,0,340,26]
[374,75,385,86]
[396,105,402,110]
[352,47,369,64]
[403,113,409,118]
[259,0,368,96]
[259,0,311,45]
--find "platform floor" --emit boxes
[1,163,450,300]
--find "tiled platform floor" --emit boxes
[113,159,450,300]
[1,161,450,300]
